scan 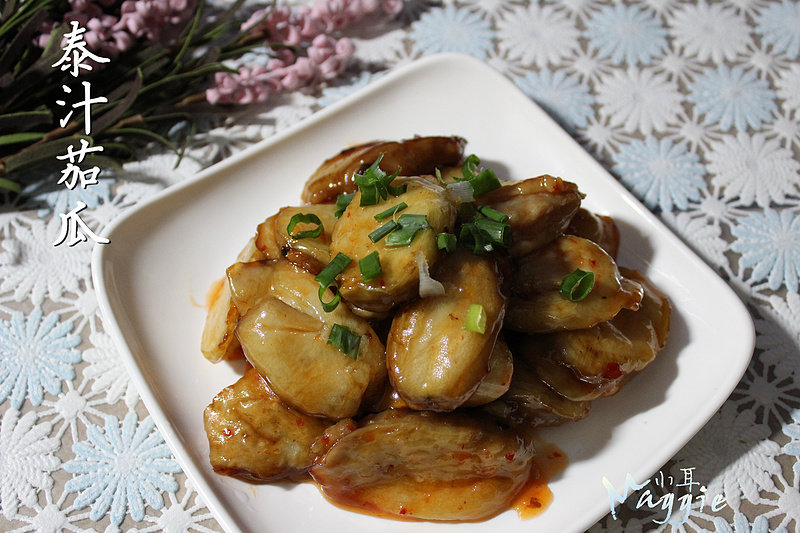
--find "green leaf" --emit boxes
[92,69,144,133]
[0,109,52,131]
[104,127,179,154]
[0,176,21,193]
[2,135,92,174]
[0,131,44,146]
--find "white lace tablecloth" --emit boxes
[2,0,799,531]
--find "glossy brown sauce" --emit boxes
[311,438,568,523]
[512,442,568,519]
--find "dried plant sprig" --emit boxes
[0,0,403,194]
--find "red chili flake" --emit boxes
[505,452,516,461]
[222,427,233,438]
[399,507,408,515]
[295,418,305,427]
[604,362,622,380]
[528,498,542,509]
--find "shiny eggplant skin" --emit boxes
[330,177,457,318]
[228,260,387,419]
[464,333,514,407]
[200,237,266,363]
[255,204,338,274]
[480,175,583,257]
[522,268,670,399]
[310,409,535,521]
[204,367,330,482]
[386,250,506,411]
[565,208,620,259]
[302,136,466,204]
[506,235,644,333]
[482,357,591,427]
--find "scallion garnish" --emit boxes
[475,218,511,248]
[459,223,493,254]
[314,253,352,312]
[359,251,382,282]
[559,269,595,302]
[461,154,481,179]
[478,205,509,223]
[334,192,355,218]
[317,284,341,313]
[374,202,408,221]
[469,169,502,196]
[369,220,399,243]
[437,232,457,252]
[460,154,501,196]
[286,213,324,239]
[435,167,445,186]
[385,214,430,247]
[464,304,487,334]
[327,323,361,359]
[315,252,352,288]
[354,153,406,206]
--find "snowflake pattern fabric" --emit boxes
[1,1,799,532]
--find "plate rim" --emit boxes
[91,52,756,533]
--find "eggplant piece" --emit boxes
[255,204,338,274]
[386,250,506,411]
[463,333,514,407]
[200,237,266,363]
[565,208,620,259]
[229,260,387,419]
[330,177,457,318]
[200,277,241,363]
[302,136,466,204]
[482,358,591,427]
[523,268,670,398]
[310,409,535,521]
[204,367,330,482]
[479,175,583,257]
[506,235,644,333]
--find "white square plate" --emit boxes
[92,53,754,533]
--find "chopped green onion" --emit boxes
[374,202,408,221]
[437,232,457,252]
[315,252,352,288]
[359,184,381,206]
[464,304,487,334]
[314,253,352,311]
[474,218,511,248]
[460,154,501,196]
[478,205,509,223]
[354,153,404,206]
[327,323,361,359]
[359,251,382,282]
[459,222,492,254]
[386,181,408,197]
[435,167,445,185]
[559,269,595,302]
[458,202,478,222]
[318,284,341,312]
[461,154,481,179]
[469,168,502,196]
[334,192,355,218]
[369,220,399,243]
[286,213,324,239]
[385,214,430,247]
